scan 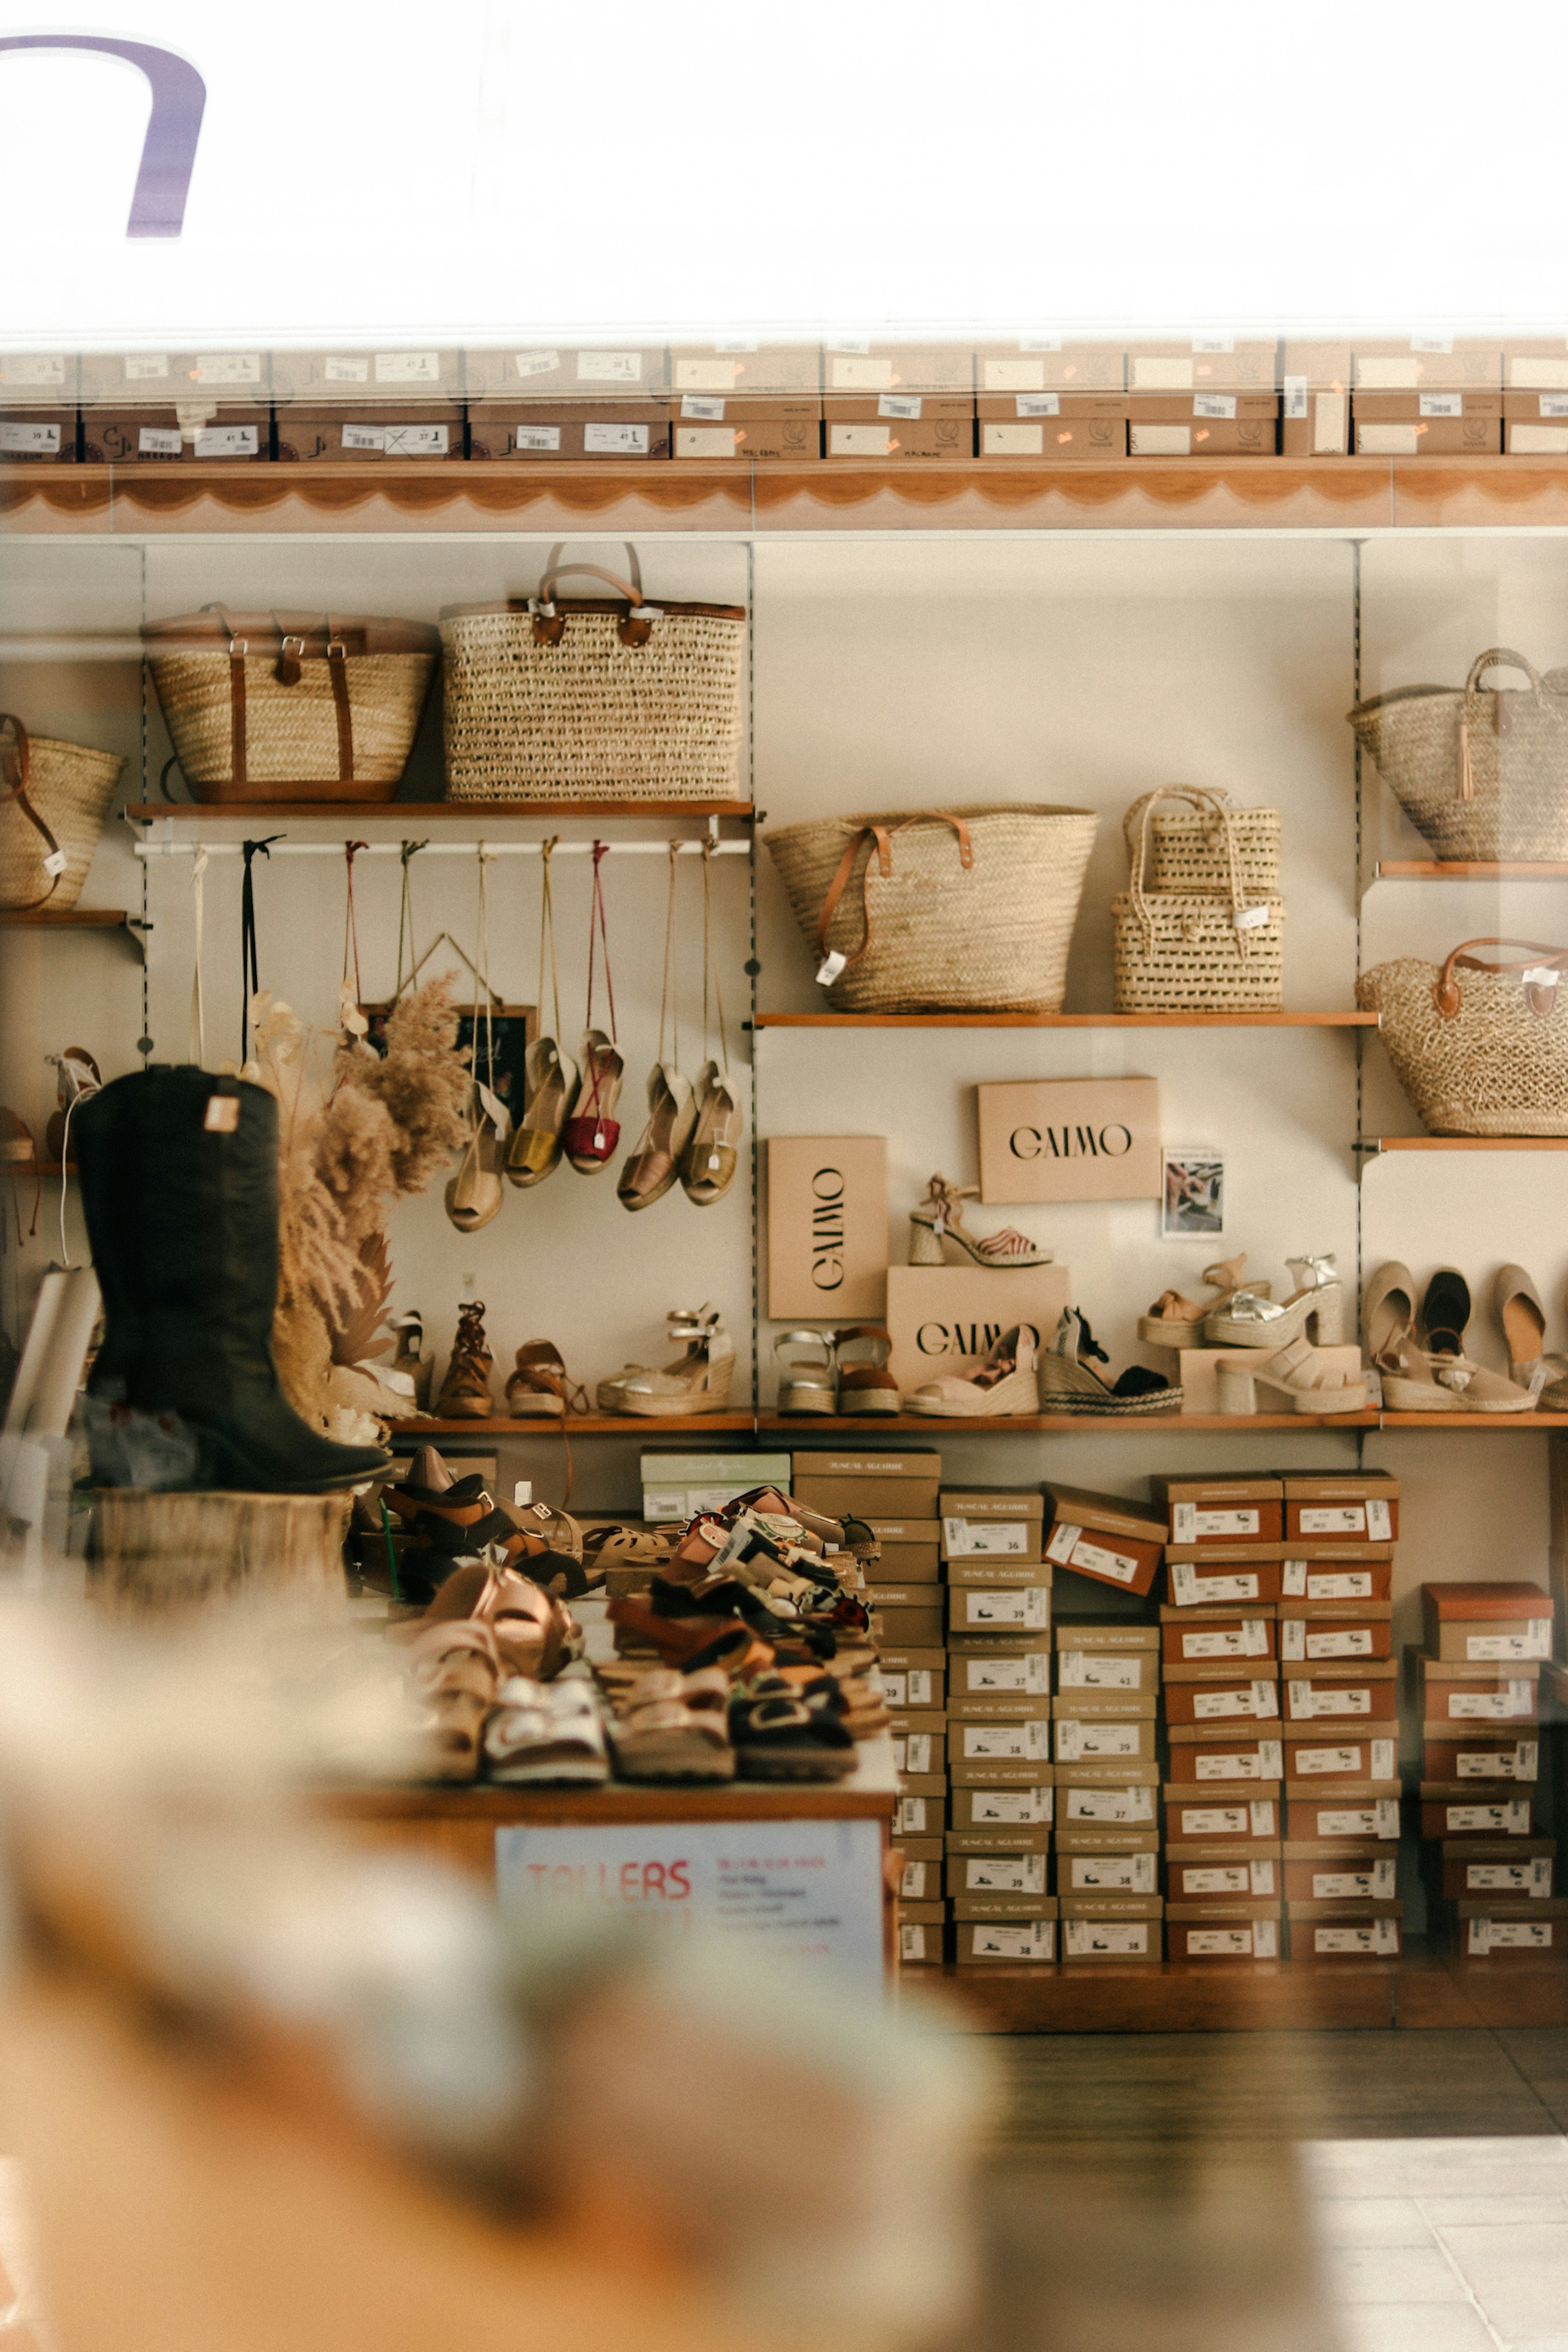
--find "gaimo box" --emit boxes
[1440,1840,1555,1900]
[1127,392,1277,457]
[1160,1607,1276,1664]
[1279,1602,1393,1663]
[1352,391,1501,457]
[1154,1476,1284,1547]
[275,406,463,461]
[824,395,971,460]
[769,1138,889,1326]
[1282,1473,1399,1544]
[975,341,1127,393]
[1043,1485,1166,1598]
[1422,1583,1555,1662]
[976,394,1126,462]
[1167,1902,1282,1961]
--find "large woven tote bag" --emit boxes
[142,606,441,805]
[764,803,1098,1013]
[1113,785,1285,1012]
[1349,646,1568,860]
[1358,937,1568,1135]
[0,713,124,911]
[441,544,746,802]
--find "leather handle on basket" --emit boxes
[533,543,650,649]
[0,713,64,911]
[1433,937,1568,1021]
[325,611,354,783]
[203,602,249,791]
[1456,649,1556,805]
[815,812,974,971]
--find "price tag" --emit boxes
[1016,392,1061,416]
[1419,391,1463,418]
[1307,1629,1372,1659]
[1365,1499,1393,1541]
[0,356,65,385]
[123,354,169,380]
[1309,1571,1372,1599]
[514,350,560,378]
[1020,336,1063,352]
[1411,334,1454,352]
[341,423,385,451]
[41,848,68,877]
[515,424,561,453]
[973,1787,1050,1824]
[382,424,450,457]
[826,337,871,355]
[1194,392,1237,419]
[681,395,726,420]
[1070,1537,1140,1585]
[1192,334,1235,353]
[713,339,758,353]
[1541,394,1568,418]
[1234,903,1272,932]
[138,426,182,456]
[324,356,370,383]
[194,354,262,383]
[376,352,441,383]
[878,394,923,419]
[815,949,847,988]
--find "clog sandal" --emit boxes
[906,1324,1040,1418]
[1036,1309,1182,1417]
[1137,1254,1267,1347]
[1204,1254,1345,1349]
[507,1035,580,1188]
[484,1678,609,1785]
[835,1324,900,1415]
[1419,1266,1471,1360]
[1215,1335,1368,1416]
[583,1525,675,1575]
[728,1692,858,1781]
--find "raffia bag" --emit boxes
[141,606,441,805]
[1358,937,1568,1135]
[764,803,1098,1014]
[0,714,124,911]
[441,546,745,802]
[1149,800,1281,896]
[1114,786,1285,1012]
[1349,646,1568,860]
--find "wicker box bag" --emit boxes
[1349,646,1568,860]
[1357,937,1568,1135]
[1114,786,1285,1012]
[441,544,745,802]
[0,714,124,911]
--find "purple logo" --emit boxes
[0,34,205,236]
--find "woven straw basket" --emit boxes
[441,547,745,802]
[764,803,1098,1014]
[0,715,124,911]
[1114,786,1285,1012]
[1150,802,1281,896]
[1349,646,1568,860]
[142,606,440,805]
[1358,938,1568,1135]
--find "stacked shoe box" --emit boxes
[1417,1581,1560,1960]
[1278,1472,1404,1959]
[791,1450,945,1966]
[1044,1487,1167,1964]
[1156,1474,1285,1961]
[943,1489,1056,1964]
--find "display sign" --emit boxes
[494,1818,885,1988]
[978,1078,1161,1206]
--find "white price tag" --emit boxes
[681,395,726,420]
[138,426,182,455]
[1020,337,1063,350]
[1281,1561,1307,1597]
[515,425,561,452]
[1073,1855,1156,1892]
[1017,392,1061,416]
[904,1733,932,1773]
[878,394,922,419]
[324,356,370,382]
[826,337,872,354]
[1194,392,1237,419]
[1301,1506,1365,1535]
[576,352,642,383]
[1180,1806,1246,1835]
[1411,334,1454,352]
[1307,1630,1373,1659]
[1250,1799,1277,1835]
[1281,1621,1305,1662]
[514,350,560,378]
[1468,1628,1550,1659]
[1184,1865,1249,1894]
[1419,391,1463,417]
[1371,1740,1396,1780]
[1365,1500,1393,1541]
[123,354,169,380]
[41,848,68,877]
[1058,1720,1138,1759]
[973,1923,1054,1960]
[1,356,65,386]
[898,1861,928,1899]
[1541,394,1568,418]
[895,1798,928,1834]
[1447,1801,1530,1834]
[0,421,59,453]
[1234,903,1272,932]
[194,354,262,383]
[899,1924,927,1962]
[1184,1628,1249,1659]
[1309,1572,1373,1600]
[1059,1652,1139,1689]
[1070,1538,1141,1585]
[341,424,385,451]
[1522,965,1561,990]
[193,426,258,457]
[1065,1786,1152,1823]
[1295,1745,1361,1775]
[1187,1928,1254,1957]
[1192,334,1236,353]
[973,1787,1051,1824]
[714,339,758,352]
[583,421,650,456]
[962,1721,1050,1761]
[948,1517,1029,1556]
[1171,1504,1196,1544]
[815,950,847,988]
[1196,1750,1262,1781]
[1064,1921,1148,1958]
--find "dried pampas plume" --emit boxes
[249,980,471,1436]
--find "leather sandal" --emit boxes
[680,1059,743,1207]
[617,1060,697,1212]
[606,1669,736,1781]
[1216,1335,1368,1415]
[835,1324,900,1414]
[728,1690,857,1781]
[907,1323,1041,1418]
[484,1677,610,1785]
[435,1302,495,1418]
[421,1557,575,1679]
[504,1340,586,1419]
[775,1329,838,1414]
[507,1034,579,1188]
[1137,1254,1267,1347]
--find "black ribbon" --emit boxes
[240,835,284,1060]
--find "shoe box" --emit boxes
[270,348,466,404]
[1284,1735,1399,1787]
[1166,1791,1281,1846]
[1422,1733,1540,1784]
[1439,1839,1555,1901]
[668,396,822,464]
[947,1718,1052,1780]
[862,1519,942,1581]
[1281,339,1351,457]
[953,1912,1058,1964]
[1287,1787,1401,1842]
[792,1451,941,1523]
[78,350,273,465]
[1042,1485,1167,1598]
[1165,1842,1281,1901]
[668,343,820,399]
[1127,339,1279,395]
[1160,1604,1276,1664]
[1167,1727,1284,1784]
[891,1840,944,1902]
[274,404,464,461]
[944,1842,1050,1900]
[898,1916,946,1965]
[878,1645,947,1716]
[1054,1708,1158,1764]
[1418,1659,1540,1725]
[641,1452,794,1521]
[942,1489,1044,1561]
[870,1598,946,1648]
[1421,1792,1535,1841]
[1166,1548,1287,1608]
[824,394,973,461]
[946,1633,1050,1719]
[893,1791,947,1837]
[947,1567,1052,1637]
[1163,1665,1280,1728]
[883,1266,1072,1398]
[1056,1827,1160,1897]
[1282,1844,1399,1903]
[1154,1475,1284,1548]
[1127,393,1278,458]
[1283,1659,1397,1728]
[1352,390,1501,458]
[976,341,1127,395]
[1459,1899,1568,1957]
[976,394,1127,462]
[950,1783,1054,1833]
[1505,392,1568,457]
[1287,1900,1403,1958]
[1280,1601,1393,1663]
[1421,1581,1555,1661]
[1060,1895,1164,1962]
[1281,1473,1399,1544]
[1353,337,1502,394]
[1281,1548,1396,1602]
[1058,1621,1162,1689]
[1166,1901,1282,1961]
[0,390,78,460]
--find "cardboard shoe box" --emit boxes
[1161,1606,1276,1664]
[1281,1547,1395,1603]
[893,1792,945,1837]
[1282,1844,1399,1903]
[1441,1840,1555,1900]
[82,404,269,464]
[1423,1733,1539,1784]
[1054,1690,1158,1729]
[1166,1847,1279,1901]
[271,348,462,404]
[1058,1841,1160,1897]
[1167,1902,1282,1960]
[869,1597,945,1648]
[822,341,971,396]
[824,395,971,461]
[1285,1737,1398,1788]
[639,1451,793,1523]
[1128,392,1278,457]
[1280,1602,1393,1664]
[947,1636,1051,1718]
[1043,1485,1166,1597]
[1057,1624,1161,1692]
[1289,1899,1403,1959]
[884,1265,1071,1400]
[465,401,672,461]
[1419,1659,1539,1724]
[79,349,272,409]
[1459,1898,1568,1957]
[1423,1582,1554,1662]
[791,1450,941,1522]
[0,352,77,405]
[950,1782,1054,1833]
[948,1718,1052,1779]
[1353,391,1501,457]
[1421,1794,1534,1841]
[945,1848,1050,1900]
[976,1077,1162,1206]
[1058,1777,1158,1831]
[898,1917,945,1965]
[1284,1660,1397,1724]
[1163,1665,1280,1727]
[954,1913,1058,1964]
[1167,1793,1280,1846]
[668,345,820,398]
[670,397,820,462]
[1128,339,1278,393]
[1060,1896,1163,1962]
[0,408,77,461]
[276,405,463,461]
[1167,1550,1287,1608]
[891,1845,943,1902]
[880,1656,947,1713]
[459,345,666,402]
[976,341,1127,393]
[1281,340,1351,457]
[1353,338,1501,392]
[1054,1714,1156,1766]
[942,1489,1045,1563]
[977,393,1126,462]
[1155,1476,1284,1547]
[947,1578,1051,1638]
[1283,1473,1399,1544]
[1505,391,1568,456]
[862,1520,941,1580]
[1167,1727,1283,1784]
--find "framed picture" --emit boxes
[1161,1148,1224,1239]
[362,1001,538,1128]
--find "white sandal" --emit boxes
[1216,1335,1368,1416]
[1204,1253,1345,1349]
[908,1174,1051,1269]
[906,1324,1040,1418]
[774,1329,838,1415]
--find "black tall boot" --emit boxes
[76,1066,390,1494]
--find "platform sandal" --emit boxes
[1137,1254,1267,1348]
[619,1309,735,1416]
[1037,1308,1182,1416]
[835,1325,900,1414]
[1216,1336,1368,1416]
[508,841,579,1188]
[775,1329,838,1414]
[908,1173,1051,1268]
[484,1677,610,1786]
[563,843,624,1175]
[906,1324,1040,1418]
[679,841,744,1206]
[1203,1253,1345,1349]
[597,1305,724,1412]
[434,1302,495,1418]
[619,843,698,1211]
[447,849,510,1229]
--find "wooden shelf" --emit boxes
[767,1411,1367,1433]
[1360,1136,1568,1153]
[1374,861,1568,882]
[0,907,127,930]
[399,1412,756,1437]
[753,1011,1376,1030]
[320,1768,893,1831]
[127,800,754,825]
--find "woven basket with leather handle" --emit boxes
[1114,785,1284,1012]
[441,545,746,802]
[1349,646,1568,860]
[0,714,124,911]
[764,803,1098,1014]
[1358,937,1568,1135]
[142,606,440,805]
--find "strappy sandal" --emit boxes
[0,1108,41,1244]
[435,1302,495,1418]
[406,1620,502,1782]
[1137,1254,1267,1347]
[1216,1335,1368,1415]
[1203,1254,1345,1349]
[619,1310,735,1416]
[908,1173,1052,1269]
[775,1329,838,1414]
[607,1594,773,1678]
[619,845,698,1211]
[445,852,510,1230]
[728,1690,858,1781]
[563,842,624,1174]
[582,1524,675,1572]
[484,1677,610,1785]
[906,1323,1041,1418]
[504,1340,586,1419]
[597,1304,723,1412]
[835,1324,900,1414]
[508,843,579,1187]
[423,1557,574,1679]
[679,843,744,1207]
[389,1310,433,1410]
[1037,1308,1183,1416]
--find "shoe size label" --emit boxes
[1070,1853,1158,1893]
[1446,1800,1531,1834]
[1181,1619,1270,1660]
[1063,1921,1149,1958]
[970,1787,1052,1825]
[959,1588,1049,1630]
[1292,1743,1365,1775]
[1056,1719,1142,1760]
[193,425,259,457]
[1171,1505,1261,1542]
[1177,1864,1252,1895]
[1062,1785,1155,1824]
[584,421,650,456]
[1465,1860,1552,1895]
[965,1854,1047,1894]
[1187,1927,1270,1958]
[1171,1565,1260,1605]
[1058,1652,1143,1689]
[1192,1681,1278,1721]
[1307,1572,1374,1599]
[1449,1685,1535,1719]
[1314,1862,1397,1900]
[970,1923,1055,1961]
[964,1653,1049,1695]
[1467,1628,1550,1660]
[1365,1500,1394,1540]
[1299,1506,1365,1534]
[1315,1922,1397,1955]
[1305,1630,1374,1659]
[1457,1743,1538,1779]
[1288,1682,1372,1718]
[949,1517,1031,1556]
[895,1798,931,1833]
[1468,1919,1553,1953]
[891,1734,933,1775]
[1195,1742,1281,1780]
[1064,1536,1141,1585]
[962,1721,1051,1763]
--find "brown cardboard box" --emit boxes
[1423,1733,1539,1784]
[1418,1659,1539,1724]
[1353,391,1501,457]
[668,344,820,397]
[947,1583,1051,1639]
[276,405,463,461]
[0,352,76,404]
[270,348,460,404]
[1288,1899,1402,1959]
[1053,1692,1158,1723]
[1352,339,1501,391]
[1167,1728,1283,1784]
[946,1642,1051,1715]
[81,406,268,464]
[884,1265,1071,1398]
[897,1918,944,1965]
[1504,392,1568,459]
[1043,1485,1166,1598]
[949,1783,1054,1832]
[1280,1548,1395,1603]
[864,1521,942,1579]
[948,1718,1052,1774]
[1459,1899,1568,1958]
[791,1451,941,1519]
[1503,339,1568,392]
[824,395,971,461]
[1284,1735,1398,1786]
[950,1686,1050,1726]
[1167,1849,1280,1900]
[1056,1623,1160,1650]
[1423,1582,1554,1662]
[1282,1473,1399,1544]
[893,1793,944,1837]
[893,1853,942,1902]
[1167,1905,1282,1961]
[671,396,820,462]
[1060,1846,1160,1896]
[766,1133,889,1326]
[79,350,271,407]
[1167,1793,1280,1845]
[1160,1607,1276,1664]
[898,1899,947,1928]
[976,1077,1161,1206]
[889,1728,944,1781]
[976,394,1126,462]
[954,1916,1057,1963]
[467,401,672,460]
[950,1893,1052,1918]
[1054,1716,1156,1765]
[1284,1660,1398,1724]
[1287,1792,1401,1842]
[864,1581,943,1609]
[1167,1552,1287,1608]
[1055,1633,1160,1695]
[1282,1845,1399,1903]
[1057,1824,1158,1853]
[1279,1602,1393,1664]
[1163,1668,1280,1728]
[1057,1779,1158,1830]
[944,1850,1050,1899]
[1281,341,1351,457]
[891,1834,944,1865]
[1154,1476,1284,1546]
[941,1489,1045,1563]
[1440,1840,1555,1900]
[869,1603,944,1648]
[876,1643,948,1675]
[1128,339,1278,393]
[1421,1794,1534,1841]
[822,342,970,395]
[888,1710,945,1746]
[459,345,665,401]
[975,341,1126,393]
[0,410,76,461]
[1060,1897,1163,1962]
[880,1664,946,1712]
[951,1754,1056,1792]
[1128,392,1278,457]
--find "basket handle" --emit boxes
[532,542,652,649]
[1464,647,1547,702]
[1122,784,1254,961]
[199,604,354,785]
[1456,649,1560,805]
[814,812,974,979]
[1434,936,1568,1021]
[0,713,65,911]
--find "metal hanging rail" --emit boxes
[134,837,750,861]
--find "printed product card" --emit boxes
[766,1137,888,1323]
[1058,1652,1142,1689]
[1465,1860,1552,1895]
[1468,1919,1553,1953]
[1045,1525,1143,1585]
[1172,1505,1261,1542]
[1056,1719,1140,1760]
[964,1654,1050,1694]
[1316,1921,1398,1955]
[1183,1622,1270,1659]
[971,1787,1052,1825]
[1468,1629,1550,1660]
[971,1922,1055,1960]
[965,1854,1047,1894]
[946,1518,1030,1556]
[977,1077,1161,1206]
[1064,1920,1150,1957]
[1070,1854,1158,1893]
[1171,1564,1260,1605]
[1062,1785,1156,1824]
[1446,1801,1531,1834]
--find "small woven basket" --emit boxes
[1149,803,1281,896]
[764,802,1099,1014]
[1114,785,1285,1012]
[1349,646,1568,861]
[1358,938,1568,1135]
[0,716,124,911]
[441,546,745,802]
